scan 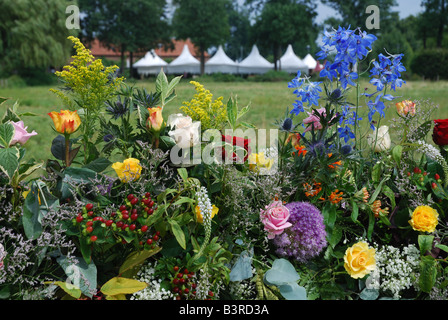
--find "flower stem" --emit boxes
[65,134,71,167]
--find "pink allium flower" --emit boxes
[260,200,292,239]
[10,121,37,146]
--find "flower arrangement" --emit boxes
[1,27,448,303]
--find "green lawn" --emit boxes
[1,78,448,164]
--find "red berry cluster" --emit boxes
[73,192,161,248]
[171,266,199,300]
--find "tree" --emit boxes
[250,0,318,71]
[172,0,231,75]
[79,0,172,77]
[225,1,253,62]
[0,0,75,75]
[419,0,446,48]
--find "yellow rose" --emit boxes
[112,158,142,183]
[248,152,274,172]
[409,205,439,233]
[48,110,81,135]
[195,205,219,224]
[344,241,376,279]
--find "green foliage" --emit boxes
[411,48,448,80]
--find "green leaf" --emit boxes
[57,167,98,200]
[168,218,186,249]
[382,185,396,210]
[22,180,59,240]
[177,167,188,182]
[418,235,434,255]
[351,200,359,223]
[419,256,437,293]
[226,96,238,130]
[57,255,97,299]
[0,122,15,148]
[391,145,403,166]
[101,277,147,297]
[45,281,82,299]
[0,146,19,180]
[83,157,111,173]
[264,258,300,287]
[119,247,162,277]
[278,283,307,300]
[435,244,448,253]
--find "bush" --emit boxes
[411,48,448,80]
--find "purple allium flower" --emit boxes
[273,201,327,263]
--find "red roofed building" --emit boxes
[88,38,208,63]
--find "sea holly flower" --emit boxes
[112,158,142,183]
[48,110,81,135]
[10,121,37,146]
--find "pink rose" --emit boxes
[260,200,292,239]
[10,121,37,145]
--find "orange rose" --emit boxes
[48,110,81,135]
[146,107,164,132]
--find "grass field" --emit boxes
[1,77,448,164]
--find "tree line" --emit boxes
[0,0,447,80]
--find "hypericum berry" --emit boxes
[122,224,129,230]
[191,283,197,289]
[127,194,135,201]
[86,221,93,227]
[156,231,161,236]
[153,235,159,241]
[146,239,153,245]
[129,224,136,231]
[90,235,98,242]
[93,216,103,222]
[432,182,438,189]
[106,220,113,227]
[116,221,124,228]
[435,173,441,180]
[143,199,150,206]
[208,291,214,297]
[413,167,421,174]
[119,205,127,212]
[87,211,94,217]
[76,215,83,223]
[173,266,179,272]
[145,192,151,198]
[148,200,155,207]
[122,212,129,220]
[86,203,94,211]
[173,278,179,285]
[141,225,148,233]
[184,288,190,294]
[86,226,93,233]
[130,198,139,206]
[177,273,183,278]
[184,268,189,274]
[131,213,138,221]
[111,212,117,217]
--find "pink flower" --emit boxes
[303,108,328,133]
[260,200,292,239]
[10,121,37,145]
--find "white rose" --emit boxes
[167,114,201,149]
[368,125,391,152]
[167,113,193,129]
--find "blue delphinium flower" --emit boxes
[288,71,322,115]
[338,126,356,143]
[369,53,406,92]
[317,26,377,88]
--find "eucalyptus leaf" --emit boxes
[264,258,300,287]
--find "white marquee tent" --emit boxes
[205,45,238,74]
[237,45,274,74]
[278,44,309,75]
[133,50,168,76]
[303,53,318,70]
[167,44,200,74]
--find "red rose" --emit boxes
[221,135,251,162]
[433,119,448,146]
